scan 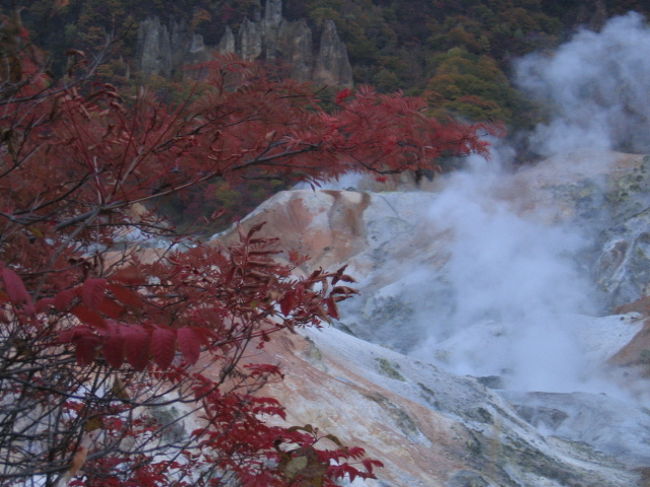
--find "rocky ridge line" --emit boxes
[136,0,352,86]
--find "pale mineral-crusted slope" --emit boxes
[208,150,650,485]
[242,326,641,486]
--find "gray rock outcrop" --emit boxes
[225,0,351,85]
[136,16,173,77]
[238,17,263,61]
[136,0,352,86]
[503,151,650,309]
[503,390,650,468]
[313,20,353,87]
[278,19,314,81]
[136,17,196,78]
[263,0,283,28]
[593,155,650,306]
[216,26,235,54]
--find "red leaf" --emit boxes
[332,286,357,296]
[60,326,100,366]
[335,88,353,104]
[82,278,106,309]
[1,268,31,306]
[111,267,143,285]
[325,297,339,320]
[57,328,75,344]
[280,291,295,316]
[347,446,366,459]
[348,469,358,483]
[108,283,142,309]
[177,327,201,365]
[189,326,213,343]
[54,288,77,311]
[122,325,151,371]
[76,335,100,366]
[245,222,266,240]
[362,458,384,473]
[72,305,107,330]
[332,265,355,285]
[150,326,176,369]
[102,322,124,368]
[99,298,124,319]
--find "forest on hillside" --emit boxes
[8,0,650,128]
[4,0,649,230]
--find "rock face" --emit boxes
[136,16,174,77]
[240,326,642,486]
[221,0,352,85]
[136,17,194,78]
[610,296,650,376]
[211,150,650,485]
[312,20,354,87]
[213,189,428,275]
[507,151,650,309]
[502,390,650,468]
[135,0,352,86]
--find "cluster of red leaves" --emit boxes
[0,231,377,486]
[49,223,356,372]
[327,85,493,176]
[0,15,488,487]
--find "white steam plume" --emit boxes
[410,152,613,393]
[408,13,650,394]
[516,12,650,156]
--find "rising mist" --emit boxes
[407,12,650,395]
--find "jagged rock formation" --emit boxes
[136,16,173,77]
[313,20,352,87]
[220,0,352,85]
[135,0,352,86]
[136,16,194,78]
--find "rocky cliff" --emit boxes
[135,0,352,86]
[136,16,193,78]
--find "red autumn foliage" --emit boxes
[0,13,488,487]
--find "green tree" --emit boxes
[426,47,521,123]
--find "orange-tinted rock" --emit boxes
[610,296,650,374]
[214,326,641,486]
[213,190,371,273]
[202,151,650,485]
[609,320,650,372]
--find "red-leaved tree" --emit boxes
[0,13,488,487]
